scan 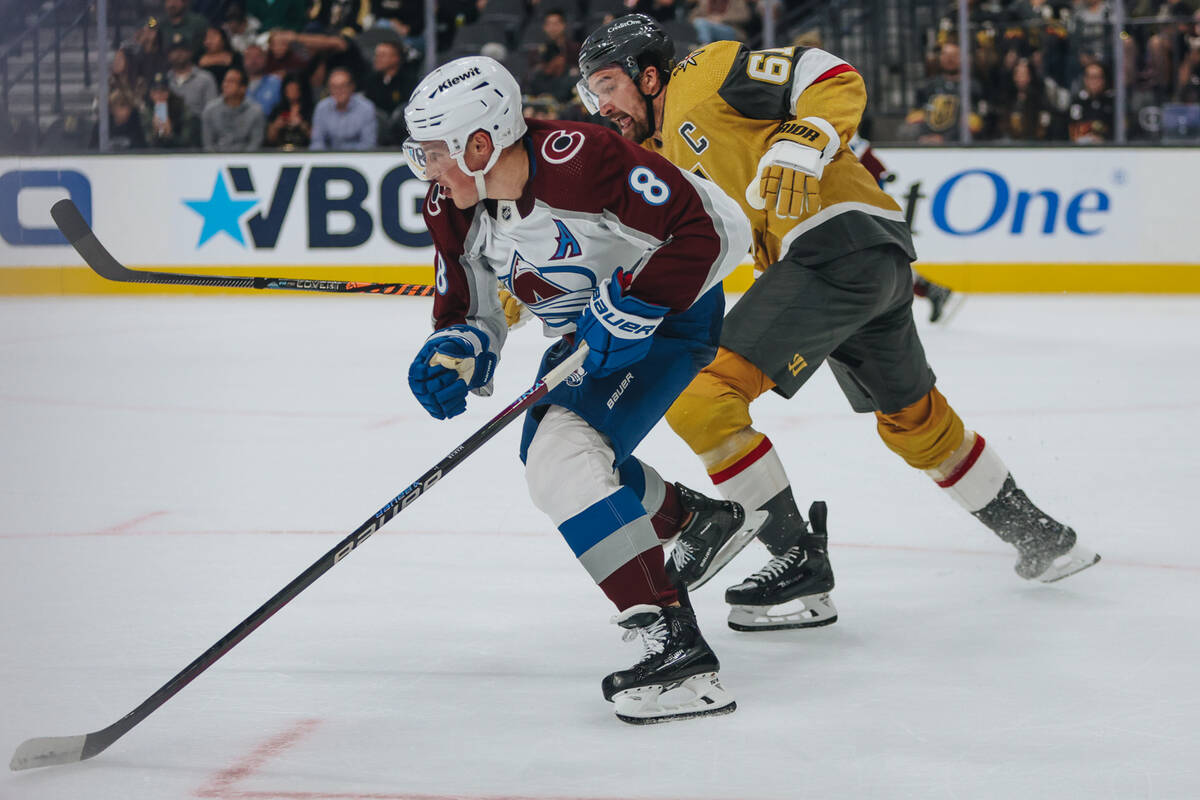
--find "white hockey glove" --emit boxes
[746,117,840,219]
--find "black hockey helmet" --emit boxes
[578,13,675,85]
[577,14,675,117]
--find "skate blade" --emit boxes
[612,672,736,724]
[1035,546,1101,583]
[727,594,838,632]
[687,510,769,591]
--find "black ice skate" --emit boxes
[725,498,838,631]
[602,603,736,725]
[974,475,1100,582]
[916,276,964,324]
[665,483,758,590]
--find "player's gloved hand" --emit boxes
[497,286,530,329]
[407,324,498,420]
[575,270,668,378]
[745,117,839,219]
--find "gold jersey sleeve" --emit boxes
[649,41,914,271]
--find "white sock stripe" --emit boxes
[713,445,791,512]
[935,441,1010,512]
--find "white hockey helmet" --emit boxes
[403,56,527,200]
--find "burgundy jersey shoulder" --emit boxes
[525,117,675,214]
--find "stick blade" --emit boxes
[10,735,87,771]
[50,199,90,246]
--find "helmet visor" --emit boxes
[403,138,455,182]
[575,78,600,115]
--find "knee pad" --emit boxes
[666,347,773,456]
[875,387,965,470]
[525,406,620,525]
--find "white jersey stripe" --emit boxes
[779,201,907,254]
[789,48,852,112]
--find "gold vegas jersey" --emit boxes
[647,41,916,272]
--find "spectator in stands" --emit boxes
[202,65,266,150]
[363,41,417,116]
[91,90,147,151]
[266,29,309,78]
[1068,0,1112,88]
[528,9,581,103]
[690,0,754,44]
[223,3,260,52]
[159,0,211,58]
[433,0,482,54]
[622,0,684,23]
[167,32,220,120]
[273,28,367,87]
[191,0,230,22]
[129,20,169,85]
[244,43,281,116]
[143,72,195,148]
[1156,2,1200,96]
[266,72,315,148]
[199,25,244,87]
[1069,61,1116,141]
[246,0,308,31]
[996,57,1059,139]
[904,42,985,142]
[109,46,149,105]
[310,0,369,32]
[371,0,425,44]
[310,67,377,150]
[1178,13,1200,101]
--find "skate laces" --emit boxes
[671,539,697,568]
[622,615,669,660]
[750,546,803,583]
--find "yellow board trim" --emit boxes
[723,263,1200,294]
[3,261,1199,295]
[0,265,437,296]
[912,263,1200,294]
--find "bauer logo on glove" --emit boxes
[745,116,840,219]
[575,270,668,377]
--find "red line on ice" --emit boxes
[99,510,169,534]
[195,718,322,799]
[193,719,719,800]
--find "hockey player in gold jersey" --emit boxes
[579,15,1100,631]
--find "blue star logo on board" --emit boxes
[183,173,258,247]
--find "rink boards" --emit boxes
[1,147,1198,294]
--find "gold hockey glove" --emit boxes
[746,117,840,219]
[498,286,530,329]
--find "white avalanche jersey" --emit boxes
[423,118,750,353]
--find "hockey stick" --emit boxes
[9,344,588,771]
[50,199,435,296]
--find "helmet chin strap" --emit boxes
[637,79,666,145]
[453,146,503,202]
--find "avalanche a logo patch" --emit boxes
[505,249,595,329]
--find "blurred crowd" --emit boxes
[902,0,1200,142]
[20,0,1196,150]
[93,0,781,151]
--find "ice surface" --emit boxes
[2,294,1198,800]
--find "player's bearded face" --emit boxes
[587,68,653,143]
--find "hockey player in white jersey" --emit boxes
[402,57,754,724]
